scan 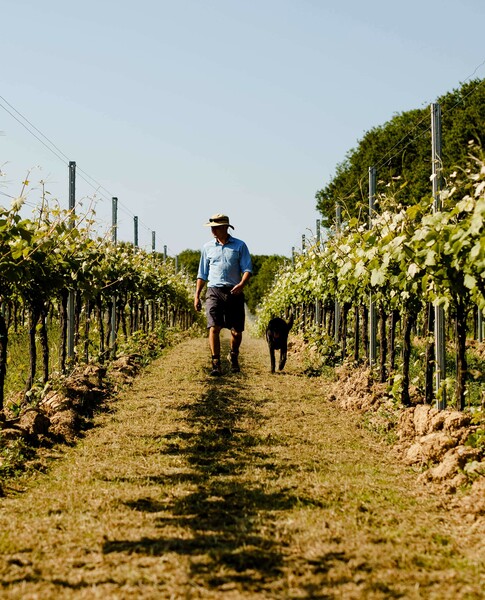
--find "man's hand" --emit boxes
[194,279,206,311]
[231,272,251,295]
[230,283,244,295]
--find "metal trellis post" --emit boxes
[110,197,118,352]
[67,161,76,361]
[134,216,139,249]
[315,219,321,326]
[369,166,377,369]
[112,197,118,244]
[335,204,341,344]
[432,103,446,410]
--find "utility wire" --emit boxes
[0,95,117,200]
[3,57,484,246]
[0,95,155,238]
[375,63,485,172]
[325,62,485,218]
[0,98,68,166]
[0,95,71,163]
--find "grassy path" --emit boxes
[0,334,484,599]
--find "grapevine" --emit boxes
[257,152,485,408]
[0,198,199,410]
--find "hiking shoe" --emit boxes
[210,359,222,377]
[228,351,240,373]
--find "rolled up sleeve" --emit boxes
[239,243,252,274]
[197,249,210,281]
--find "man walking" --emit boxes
[194,213,252,376]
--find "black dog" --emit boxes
[266,314,294,373]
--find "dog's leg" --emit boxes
[269,343,276,373]
[279,341,288,371]
[267,332,276,373]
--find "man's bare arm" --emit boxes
[194,278,206,311]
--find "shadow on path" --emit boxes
[102,370,307,592]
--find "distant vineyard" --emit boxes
[257,152,485,410]
[0,199,199,409]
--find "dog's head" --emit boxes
[266,315,293,338]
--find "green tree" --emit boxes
[177,249,201,281]
[316,79,485,227]
[245,255,288,313]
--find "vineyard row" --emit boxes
[257,150,485,411]
[0,200,199,410]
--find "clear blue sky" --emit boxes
[2,0,484,257]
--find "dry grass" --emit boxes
[0,332,484,599]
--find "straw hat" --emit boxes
[204,213,234,229]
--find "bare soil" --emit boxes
[0,333,484,599]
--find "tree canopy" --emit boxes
[315,79,485,228]
[177,249,201,280]
[244,254,288,314]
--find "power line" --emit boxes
[0,98,68,166]
[0,95,71,163]
[461,58,485,83]
[0,95,155,237]
[324,66,485,217]
[0,95,119,201]
[372,72,485,173]
[441,72,485,116]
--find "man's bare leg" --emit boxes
[230,329,242,353]
[209,326,222,375]
[209,326,222,357]
[229,329,242,372]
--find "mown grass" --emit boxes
[0,333,483,598]
[4,324,63,408]
[3,317,193,409]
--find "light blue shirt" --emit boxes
[197,235,252,287]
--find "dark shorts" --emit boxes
[206,286,245,332]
